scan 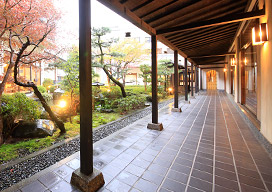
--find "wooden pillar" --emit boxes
[195,66,198,93]
[184,58,188,101]
[147,35,163,130]
[174,50,179,108]
[71,1,105,191]
[191,63,194,97]
[78,0,93,175]
[151,35,158,123]
[241,50,246,105]
[200,68,202,90]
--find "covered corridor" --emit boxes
[8,91,272,192]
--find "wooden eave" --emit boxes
[97,0,263,68]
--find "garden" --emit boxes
[0,83,173,164]
[0,0,175,165]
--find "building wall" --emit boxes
[260,0,272,143]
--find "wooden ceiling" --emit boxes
[97,0,263,68]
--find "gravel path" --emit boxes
[0,97,179,191]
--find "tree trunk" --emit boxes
[103,67,126,97]
[0,64,14,145]
[144,81,147,92]
[32,84,66,133]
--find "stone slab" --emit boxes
[147,123,163,131]
[70,168,105,192]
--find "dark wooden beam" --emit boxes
[79,0,93,175]
[146,0,199,24]
[157,9,265,34]
[199,66,225,69]
[139,0,178,19]
[172,25,237,45]
[174,31,235,48]
[188,53,235,58]
[191,63,194,97]
[131,0,154,12]
[184,58,188,101]
[197,62,228,65]
[151,35,158,124]
[168,23,237,43]
[120,0,128,4]
[181,34,234,51]
[174,50,179,108]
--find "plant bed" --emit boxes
[0,112,122,164]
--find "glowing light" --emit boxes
[168,87,173,92]
[224,68,227,72]
[244,58,247,65]
[58,100,67,108]
[107,89,111,92]
[252,23,268,45]
[231,58,236,66]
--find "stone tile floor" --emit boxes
[4,91,272,192]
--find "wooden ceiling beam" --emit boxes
[188,53,235,58]
[157,9,265,35]
[131,0,154,12]
[172,25,237,45]
[167,23,237,42]
[177,33,234,50]
[139,0,178,18]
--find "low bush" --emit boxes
[114,95,146,114]
[41,93,53,102]
[1,93,41,141]
[37,85,47,93]
[100,86,122,99]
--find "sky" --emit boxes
[54,0,146,47]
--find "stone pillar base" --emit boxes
[184,100,191,104]
[71,168,105,192]
[190,96,196,99]
[171,108,182,112]
[147,123,163,131]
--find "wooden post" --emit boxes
[78,0,93,175]
[200,68,202,90]
[174,50,179,108]
[191,63,194,97]
[195,66,198,93]
[241,50,246,105]
[71,1,105,191]
[184,58,188,101]
[147,35,163,130]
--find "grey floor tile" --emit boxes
[189,176,212,192]
[148,163,169,176]
[162,178,186,192]
[142,170,164,185]
[215,176,239,191]
[38,172,62,188]
[21,181,47,192]
[238,174,266,190]
[166,169,188,184]
[66,158,80,170]
[134,178,159,192]
[116,171,139,186]
[54,165,74,179]
[50,180,75,192]
[191,169,213,183]
[106,179,131,192]
[125,164,145,177]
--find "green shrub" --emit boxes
[49,85,56,93]
[1,93,41,140]
[101,86,122,99]
[115,95,146,114]
[37,86,47,93]
[41,93,53,102]
[42,78,53,90]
